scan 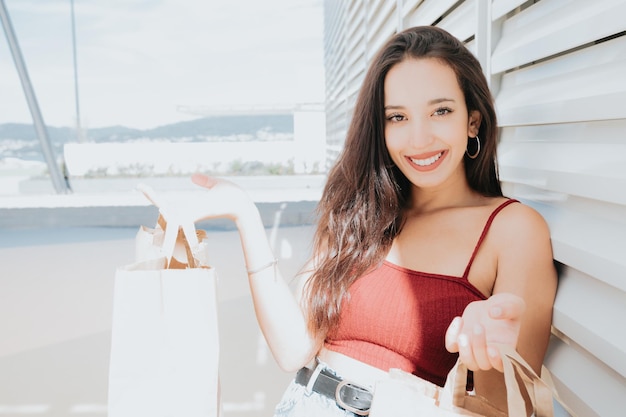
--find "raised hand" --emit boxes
[444,292,526,372]
[139,174,254,224]
[188,173,259,223]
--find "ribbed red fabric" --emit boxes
[324,199,518,387]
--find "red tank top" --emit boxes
[324,199,518,387]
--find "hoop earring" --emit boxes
[466,136,480,159]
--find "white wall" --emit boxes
[323,1,626,416]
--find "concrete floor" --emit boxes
[0,223,315,416]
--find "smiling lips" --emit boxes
[407,150,446,171]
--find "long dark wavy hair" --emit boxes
[303,26,502,338]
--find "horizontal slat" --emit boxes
[367,0,396,23]
[346,20,365,44]
[347,0,358,9]
[551,228,626,295]
[367,0,396,35]
[551,267,626,376]
[325,93,345,111]
[400,0,425,22]
[544,335,626,417]
[437,0,476,42]
[346,57,366,85]
[347,1,365,23]
[347,22,365,52]
[347,61,365,82]
[496,34,626,126]
[324,1,343,38]
[326,76,346,101]
[406,0,457,27]
[347,0,362,14]
[366,11,397,61]
[325,104,345,123]
[499,119,626,146]
[500,165,626,205]
[492,0,626,73]
[346,43,364,63]
[491,0,527,21]
[503,197,626,293]
[498,119,626,205]
[498,142,626,205]
[347,75,364,98]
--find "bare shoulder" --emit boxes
[489,199,552,246]
[487,199,556,296]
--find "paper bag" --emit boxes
[369,344,553,417]
[108,210,220,417]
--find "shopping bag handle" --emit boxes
[155,214,201,268]
[449,344,553,417]
[137,184,201,267]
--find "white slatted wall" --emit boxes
[322,1,626,416]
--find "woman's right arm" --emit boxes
[191,174,321,371]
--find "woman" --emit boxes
[191,26,557,416]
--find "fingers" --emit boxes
[454,323,494,371]
[445,316,462,353]
[468,324,491,370]
[447,295,523,372]
[187,174,255,223]
[191,173,217,189]
[446,295,525,372]
[446,316,491,370]
[487,345,503,371]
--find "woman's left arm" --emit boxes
[446,203,558,408]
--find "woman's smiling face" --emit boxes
[384,58,481,191]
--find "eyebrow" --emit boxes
[428,97,456,105]
[384,97,456,110]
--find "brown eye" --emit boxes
[433,107,452,116]
[386,113,405,122]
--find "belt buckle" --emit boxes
[335,379,372,416]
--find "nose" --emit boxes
[408,117,434,149]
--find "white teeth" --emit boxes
[410,152,443,166]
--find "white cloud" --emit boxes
[0,0,325,129]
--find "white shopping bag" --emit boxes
[108,189,220,417]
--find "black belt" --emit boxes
[295,366,373,415]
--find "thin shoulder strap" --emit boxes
[462,199,519,279]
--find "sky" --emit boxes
[0,0,326,130]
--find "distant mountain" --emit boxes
[0,114,294,143]
[144,115,293,140]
